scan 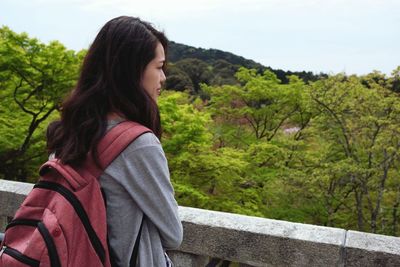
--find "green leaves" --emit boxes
[159,91,212,155]
[206,67,307,141]
[0,26,81,181]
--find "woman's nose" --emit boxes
[161,70,166,83]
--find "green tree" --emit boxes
[210,59,239,86]
[165,64,194,92]
[174,58,212,95]
[389,66,400,93]
[158,91,265,216]
[204,68,304,144]
[308,73,400,234]
[0,26,81,181]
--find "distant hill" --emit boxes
[168,41,326,84]
[168,41,264,70]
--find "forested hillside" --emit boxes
[2,26,400,237]
[168,41,327,86]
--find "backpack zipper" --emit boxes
[0,245,6,257]
[6,219,40,230]
[1,246,40,267]
[37,221,61,267]
[6,219,61,267]
[34,180,106,264]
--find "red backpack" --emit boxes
[0,121,151,267]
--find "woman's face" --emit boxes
[141,42,166,102]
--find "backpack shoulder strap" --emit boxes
[39,121,152,190]
[98,121,152,167]
[86,121,152,178]
[39,159,90,191]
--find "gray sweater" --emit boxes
[99,121,183,267]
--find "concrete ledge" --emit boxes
[168,251,208,267]
[178,206,345,266]
[1,179,400,266]
[345,230,400,266]
[0,179,33,217]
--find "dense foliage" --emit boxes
[0,26,81,180]
[168,41,327,85]
[2,27,400,236]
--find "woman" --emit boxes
[47,16,183,266]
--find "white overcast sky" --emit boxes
[1,0,399,75]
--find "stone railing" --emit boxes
[1,179,400,266]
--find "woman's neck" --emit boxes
[107,112,125,121]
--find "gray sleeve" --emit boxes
[111,133,183,249]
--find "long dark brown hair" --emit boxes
[47,16,168,166]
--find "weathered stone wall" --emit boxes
[0,179,33,232]
[1,179,400,266]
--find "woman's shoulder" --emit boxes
[106,120,163,156]
[130,131,161,149]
